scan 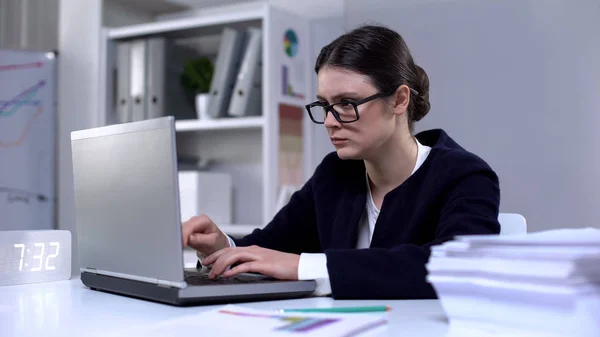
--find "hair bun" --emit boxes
[411,65,430,122]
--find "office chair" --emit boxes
[498,213,527,235]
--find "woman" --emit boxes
[182,25,500,299]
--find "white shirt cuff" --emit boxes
[226,235,236,248]
[298,253,332,296]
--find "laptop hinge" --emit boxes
[80,267,187,289]
[157,279,179,288]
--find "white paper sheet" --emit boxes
[107,304,387,337]
[455,227,600,245]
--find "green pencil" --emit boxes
[280,305,391,313]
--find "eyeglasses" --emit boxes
[305,87,419,124]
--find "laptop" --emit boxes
[70,116,316,305]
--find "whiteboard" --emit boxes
[0,50,56,230]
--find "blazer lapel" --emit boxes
[330,162,367,249]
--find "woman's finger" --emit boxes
[209,250,256,278]
[187,232,218,253]
[181,215,213,247]
[203,247,230,266]
[223,261,265,277]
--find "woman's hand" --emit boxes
[202,245,300,280]
[181,214,230,256]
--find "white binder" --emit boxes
[228,27,262,117]
[145,37,197,121]
[117,37,203,123]
[206,28,245,118]
[116,41,132,123]
[145,37,166,120]
[129,39,146,122]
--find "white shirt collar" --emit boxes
[366,138,432,210]
[411,138,432,175]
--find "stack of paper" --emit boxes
[107,305,387,337]
[426,228,600,337]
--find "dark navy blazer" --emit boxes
[235,129,501,299]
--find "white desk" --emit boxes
[0,278,449,337]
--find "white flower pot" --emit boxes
[195,93,211,120]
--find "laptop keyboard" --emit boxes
[184,270,279,286]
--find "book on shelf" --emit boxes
[228,27,263,117]
[206,27,246,119]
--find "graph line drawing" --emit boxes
[0,80,46,148]
[0,61,43,72]
[218,309,339,333]
[0,80,45,114]
[1,52,55,231]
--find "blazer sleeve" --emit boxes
[232,175,321,255]
[324,172,501,299]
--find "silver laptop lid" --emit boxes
[71,117,185,287]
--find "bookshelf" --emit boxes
[218,224,260,238]
[99,3,311,237]
[175,116,264,132]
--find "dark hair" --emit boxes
[315,24,430,131]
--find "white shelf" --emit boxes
[100,4,311,228]
[219,224,262,237]
[175,116,265,132]
[107,8,265,39]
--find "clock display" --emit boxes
[12,242,60,272]
[0,230,71,286]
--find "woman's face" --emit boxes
[317,66,407,160]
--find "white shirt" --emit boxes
[224,139,432,296]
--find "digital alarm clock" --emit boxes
[0,230,71,286]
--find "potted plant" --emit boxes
[180,57,214,119]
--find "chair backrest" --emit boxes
[498,213,527,235]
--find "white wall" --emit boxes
[58,0,103,275]
[307,17,342,173]
[0,0,59,51]
[345,0,600,232]
[103,0,156,27]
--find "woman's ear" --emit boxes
[392,85,411,116]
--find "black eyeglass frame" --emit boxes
[305,87,419,124]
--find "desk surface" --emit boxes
[1,278,449,337]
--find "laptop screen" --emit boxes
[71,117,184,283]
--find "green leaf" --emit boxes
[180,57,214,94]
